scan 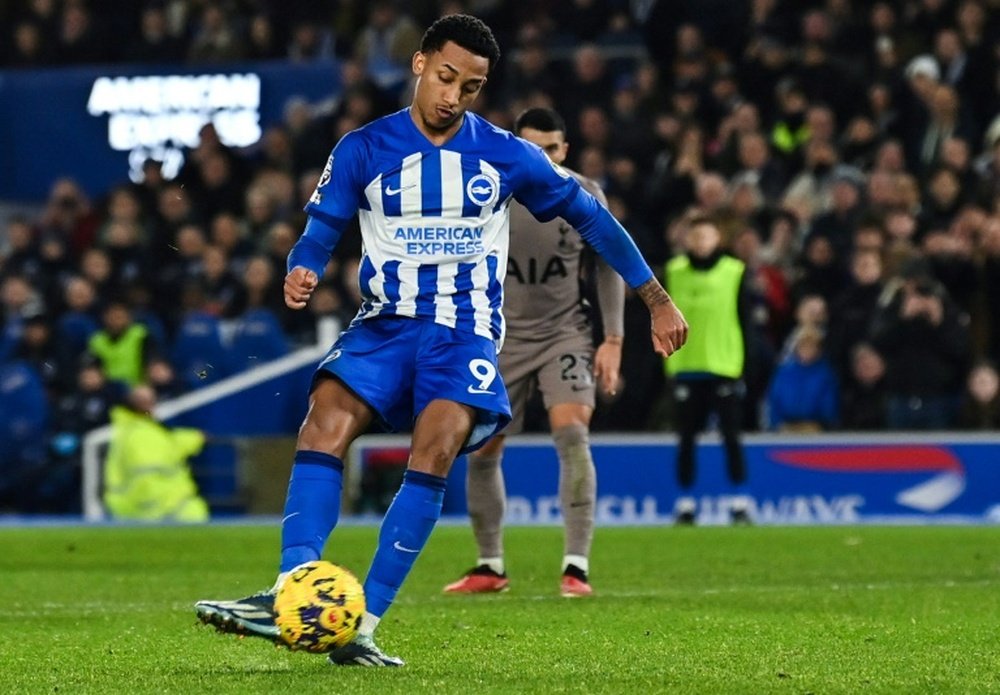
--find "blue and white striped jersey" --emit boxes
[304,108,580,345]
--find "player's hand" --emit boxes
[650,301,688,358]
[594,338,622,396]
[284,266,319,310]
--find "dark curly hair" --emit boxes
[514,108,566,135]
[420,14,501,71]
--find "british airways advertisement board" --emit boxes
[354,434,1000,524]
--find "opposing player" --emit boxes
[195,14,687,667]
[443,108,623,598]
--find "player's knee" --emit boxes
[408,445,455,477]
[297,415,358,459]
[553,422,589,450]
[548,403,592,431]
[471,435,505,461]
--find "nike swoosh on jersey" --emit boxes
[466,385,495,395]
[393,541,419,553]
[384,184,415,196]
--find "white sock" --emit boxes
[477,556,505,575]
[562,554,589,574]
[359,611,381,638]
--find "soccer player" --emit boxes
[443,107,623,598]
[195,14,687,667]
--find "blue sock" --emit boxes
[363,470,446,617]
[279,451,344,573]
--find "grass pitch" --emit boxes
[3,523,1000,694]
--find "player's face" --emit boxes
[411,40,489,137]
[517,127,569,165]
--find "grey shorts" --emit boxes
[499,332,595,434]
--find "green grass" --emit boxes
[3,524,1000,694]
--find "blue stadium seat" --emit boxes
[169,311,230,389]
[228,308,290,373]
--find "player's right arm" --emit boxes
[284,131,367,309]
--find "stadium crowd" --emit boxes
[2,0,1000,513]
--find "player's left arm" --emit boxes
[584,186,625,395]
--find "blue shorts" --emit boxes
[315,317,511,454]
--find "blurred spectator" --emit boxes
[103,384,209,522]
[38,178,99,259]
[558,44,614,133]
[353,0,421,90]
[198,245,243,317]
[770,79,811,165]
[151,183,200,253]
[228,255,285,320]
[790,233,845,306]
[209,212,254,277]
[0,360,51,512]
[186,1,246,64]
[503,37,560,106]
[921,224,977,315]
[734,130,789,206]
[918,166,966,234]
[1,274,45,362]
[979,216,1000,364]
[729,225,785,429]
[960,361,1000,429]
[53,356,123,439]
[48,356,126,510]
[766,325,839,432]
[899,53,938,167]
[54,275,100,357]
[2,217,41,280]
[5,19,54,67]
[169,282,230,388]
[153,223,208,325]
[100,219,149,290]
[827,248,884,373]
[781,138,840,222]
[245,12,282,61]
[287,17,337,62]
[13,310,75,396]
[124,2,185,63]
[87,300,157,387]
[914,84,977,178]
[840,342,889,430]
[808,165,866,261]
[55,1,109,65]
[144,355,184,400]
[869,258,970,429]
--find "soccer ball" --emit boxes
[274,560,365,653]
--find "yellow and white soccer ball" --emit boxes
[274,560,365,653]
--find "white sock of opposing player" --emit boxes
[562,554,589,575]
[477,557,505,575]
